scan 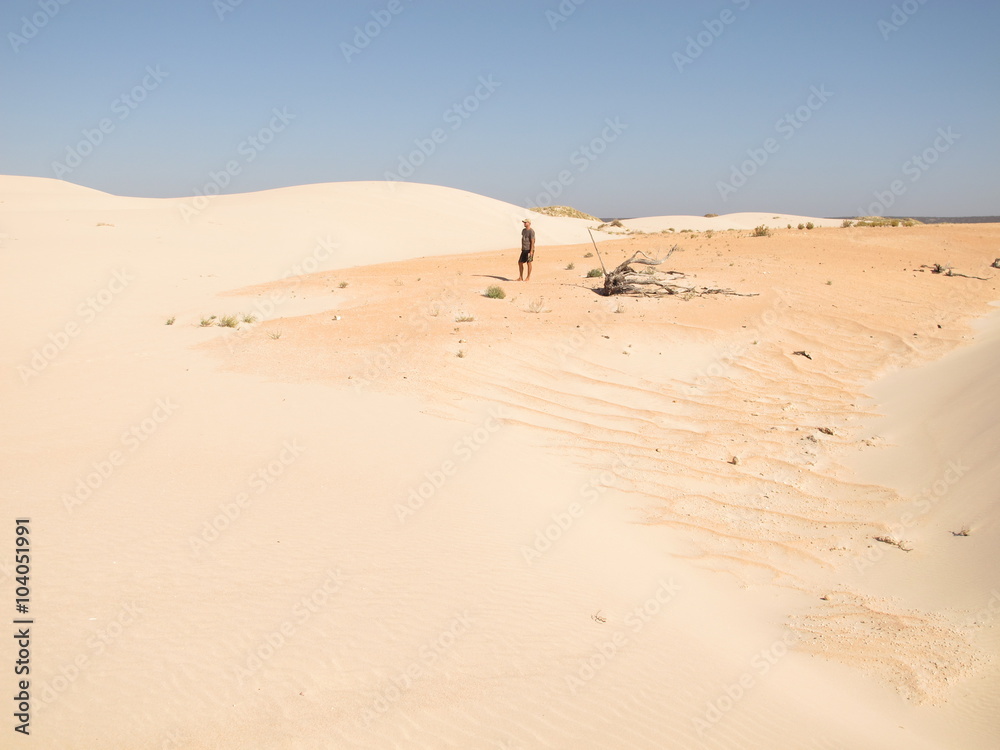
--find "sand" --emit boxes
[2,176,998,749]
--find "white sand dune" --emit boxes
[2,176,998,749]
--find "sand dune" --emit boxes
[2,177,998,749]
[621,212,845,233]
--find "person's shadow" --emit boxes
[472,274,513,282]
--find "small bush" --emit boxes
[199,316,216,327]
[165,317,176,326]
[268,330,282,340]
[566,262,575,270]
[338,281,349,288]
[805,222,815,230]
[587,268,604,278]
[752,225,771,237]
[842,219,853,228]
[527,297,548,313]
[704,213,719,218]
[584,252,593,258]
[797,223,805,230]
[787,224,792,229]
[217,315,239,328]
[241,313,257,324]
[455,314,475,322]
[484,285,505,299]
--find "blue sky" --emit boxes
[3,0,998,217]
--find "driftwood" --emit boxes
[920,263,989,280]
[601,248,758,298]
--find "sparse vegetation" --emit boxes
[853,216,923,227]
[199,316,216,327]
[797,223,805,230]
[217,315,239,328]
[587,268,604,278]
[566,262,576,270]
[584,252,593,258]
[241,313,257,324]
[752,225,771,237]
[165,317,175,325]
[456,350,466,358]
[529,205,600,221]
[951,525,971,537]
[268,330,282,340]
[527,297,548,314]
[614,300,626,314]
[455,313,475,322]
[842,219,853,228]
[338,281,349,288]
[704,213,719,218]
[805,222,815,230]
[484,285,506,299]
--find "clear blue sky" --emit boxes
[3,0,998,217]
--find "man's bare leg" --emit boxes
[517,261,525,281]
[525,261,532,281]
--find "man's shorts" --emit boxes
[519,249,534,263]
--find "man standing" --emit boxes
[518,218,535,281]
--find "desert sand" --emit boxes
[2,176,998,750]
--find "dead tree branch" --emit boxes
[601,248,757,298]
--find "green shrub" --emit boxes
[752,225,771,237]
[484,285,505,299]
[587,268,604,278]
[805,222,815,230]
